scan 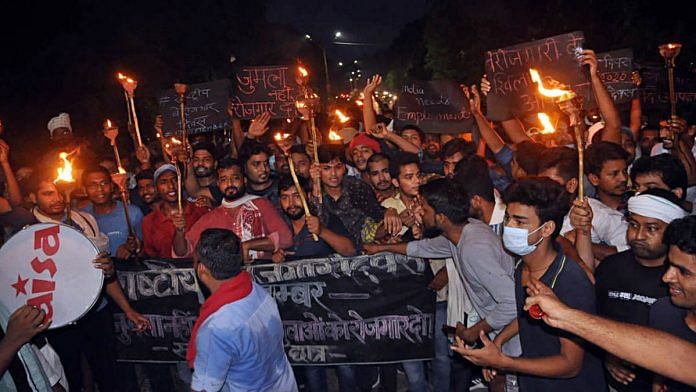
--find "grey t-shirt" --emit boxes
[406,218,520,355]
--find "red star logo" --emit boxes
[11,274,28,296]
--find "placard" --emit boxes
[229,65,301,119]
[484,31,587,120]
[394,81,475,134]
[158,80,231,136]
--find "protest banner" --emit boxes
[483,31,587,121]
[593,48,636,104]
[394,80,475,133]
[158,80,231,136]
[229,65,302,119]
[113,253,436,365]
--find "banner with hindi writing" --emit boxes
[249,253,436,365]
[113,254,436,365]
[591,49,636,104]
[637,62,696,113]
[229,65,302,119]
[394,80,475,134]
[158,79,231,136]
[112,258,201,363]
[483,31,587,121]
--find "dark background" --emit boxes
[1,0,694,165]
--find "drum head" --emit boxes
[0,223,104,329]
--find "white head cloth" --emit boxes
[47,113,72,135]
[628,193,687,224]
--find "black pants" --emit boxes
[45,305,133,391]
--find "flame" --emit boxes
[355,99,364,107]
[529,68,572,98]
[118,166,127,174]
[106,119,112,128]
[170,137,182,145]
[54,152,75,183]
[537,113,556,134]
[296,101,306,109]
[117,72,135,84]
[335,109,350,123]
[274,132,291,141]
[286,118,292,123]
[156,132,161,138]
[329,130,342,141]
[298,66,308,77]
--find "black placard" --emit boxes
[249,253,436,365]
[113,254,436,365]
[394,81,475,134]
[484,31,587,121]
[637,62,696,111]
[593,49,636,104]
[158,80,231,136]
[229,65,301,119]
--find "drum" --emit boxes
[0,223,104,329]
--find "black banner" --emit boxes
[112,258,200,363]
[484,31,587,121]
[593,49,636,104]
[248,253,436,365]
[229,65,301,119]
[158,80,232,136]
[394,81,475,134]
[113,254,436,365]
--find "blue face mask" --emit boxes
[502,223,547,256]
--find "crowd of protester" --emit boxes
[0,49,695,391]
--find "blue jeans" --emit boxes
[304,365,360,392]
[402,360,428,392]
[433,301,451,392]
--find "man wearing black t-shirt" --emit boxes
[649,216,696,392]
[595,189,687,391]
[453,178,606,391]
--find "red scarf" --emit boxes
[187,271,253,368]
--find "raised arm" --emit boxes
[362,75,381,134]
[464,83,505,154]
[0,139,22,207]
[580,50,622,144]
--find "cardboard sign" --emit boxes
[229,65,302,119]
[158,79,231,136]
[484,31,587,121]
[593,49,637,104]
[394,81,475,134]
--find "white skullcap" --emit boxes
[586,121,605,146]
[47,113,72,135]
[628,193,687,224]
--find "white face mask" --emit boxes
[502,222,547,256]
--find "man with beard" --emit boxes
[185,142,223,206]
[239,142,280,206]
[182,157,292,261]
[81,165,144,259]
[41,112,97,169]
[594,189,687,391]
[366,153,396,203]
[142,164,210,258]
[273,175,355,263]
[422,133,445,175]
[364,179,519,390]
[649,215,696,391]
[135,169,157,215]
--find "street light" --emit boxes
[334,31,342,39]
[353,60,358,64]
[338,61,343,67]
[304,34,312,40]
